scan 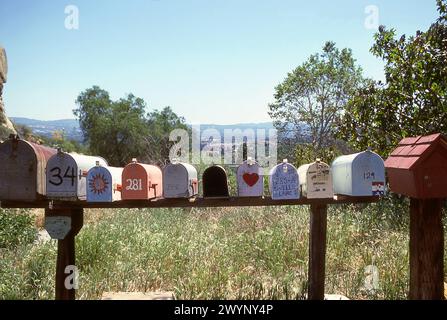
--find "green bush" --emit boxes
[0,209,36,249]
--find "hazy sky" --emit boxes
[0,0,440,124]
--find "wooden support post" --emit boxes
[308,204,328,300]
[45,208,83,300]
[409,198,444,300]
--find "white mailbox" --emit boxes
[269,160,300,200]
[297,159,333,199]
[331,149,386,197]
[237,158,263,197]
[46,150,108,200]
[87,163,123,202]
[163,162,198,198]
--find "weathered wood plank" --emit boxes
[1,195,380,209]
[46,208,84,300]
[308,204,328,300]
[409,198,444,300]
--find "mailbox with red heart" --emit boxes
[237,158,264,197]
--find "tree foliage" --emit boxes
[338,0,447,157]
[145,106,189,166]
[74,86,188,166]
[74,86,149,166]
[269,42,365,161]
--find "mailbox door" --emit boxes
[237,162,263,197]
[87,166,113,202]
[163,164,189,198]
[269,163,299,200]
[0,140,37,200]
[203,166,229,198]
[352,152,385,196]
[87,166,122,202]
[305,162,333,199]
[122,164,149,200]
[46,153,79,200]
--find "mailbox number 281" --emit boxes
[126,179,143,191]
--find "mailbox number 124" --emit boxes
[126,179,142,191]
[363,172,376,180]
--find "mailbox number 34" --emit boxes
[126,179,142,191]
[49,166,76,186]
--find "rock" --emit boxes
[34,229,52,244]
[0,46,16,141]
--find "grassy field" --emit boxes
[0,200,445,300]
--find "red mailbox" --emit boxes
[385,133,447,199]
[121,159,163,200]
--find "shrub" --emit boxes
[0,209,36,249]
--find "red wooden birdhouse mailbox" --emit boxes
[385,133,447,199]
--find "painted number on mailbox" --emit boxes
[126,179,142,191]
[48,166,77,187]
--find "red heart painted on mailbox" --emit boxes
[243,173,259,187]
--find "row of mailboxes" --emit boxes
[0,136,387,201]
[160,150,385,200]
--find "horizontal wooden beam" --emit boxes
[0,195,380,209]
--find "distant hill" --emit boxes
[10,117,276,143]
[10,117,83,142]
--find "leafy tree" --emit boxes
[74,86,150,166]
[74,87,188,166]
[269,42,365,162]
[144,106,189,165]
[338,0,447,157]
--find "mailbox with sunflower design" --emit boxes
[87,162,123,202]
[236,157,263,197]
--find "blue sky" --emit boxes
[0,0,440,124]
